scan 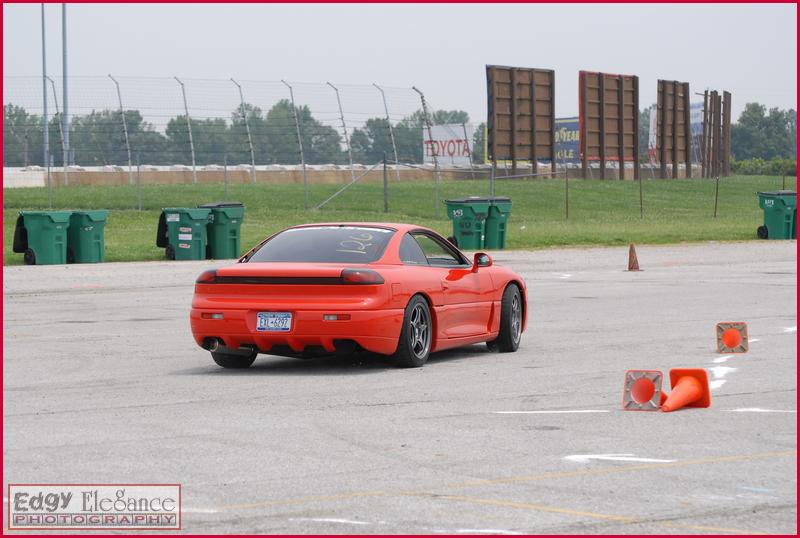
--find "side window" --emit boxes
[399,233,428,265]
[412,234,463,266]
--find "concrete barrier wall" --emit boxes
[3,167,477,188]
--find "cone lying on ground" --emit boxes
[622,370,664,411]
[716,322,749,353]
[627,244,640,271]
[661,368,711,412]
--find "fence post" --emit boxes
[326,82,355,182]
[108,74,134,185]
[46,76,68,186]
[174,77,197,184]
[383,153,389,213]
[412,86,441,219]
[230,78,257,184]
[462,123,476,180]
[282,80,309,209]
[136,152,142,211]
[223,154,228,201]
[713,175,720,218]
[373,83,401,181]
[47,153,53,209]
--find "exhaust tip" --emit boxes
[204,337,221,352]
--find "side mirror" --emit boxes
[472,252,492,272]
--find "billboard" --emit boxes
[554,117,579,164]
[578,70,640,179]
[486,65,555,173]
[423,124,474,167]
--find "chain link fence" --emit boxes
[3,75,485,172]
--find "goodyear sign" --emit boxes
[555,117,580,164]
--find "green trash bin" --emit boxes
[12,211,72,265]
[485,197,512,249]
[444,197,492,250]
[198,202,245,259]
[156,207,211,260]
[756,191,797,240]
[67,210,109,263]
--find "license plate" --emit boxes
[256,312,292,332]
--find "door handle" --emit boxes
[441,281,450,290]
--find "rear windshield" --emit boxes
[247,226,395,263]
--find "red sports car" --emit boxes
[190,223,527,368]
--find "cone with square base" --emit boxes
[661,368,711,412]
[622,370,664,411]
[627,244,640,271]
[716,322,748,353]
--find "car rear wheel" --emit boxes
[393,295,432,368]
[211,350,257,369]
[487,283,522,353]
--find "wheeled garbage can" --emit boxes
[67,210,109,263]
[198,202,245,259]
[484,197,512,249]
[756,191,796,240]
[156,207,211,260]
[444,197,492,250]
[12,211,72,265]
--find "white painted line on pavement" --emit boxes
[452,530,522,535]
[559,274,572,279]
[182,508,220,514]
[784,326,797,333]
[708,380,727,390]
[727,408,797,413]
[494,410,609,414]
[707,366,738,379]
[712,355,733,363]
[565,454,677,464]
[289,517,370,525]
[749,338,761,343]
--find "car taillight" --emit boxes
[196,269,217,284]
[340,268,384,285]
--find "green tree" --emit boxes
[731,103,797,160]
[165,115,229,165]
[472,122,486,163]
[3,104,43,166]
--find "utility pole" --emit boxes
[372,83,400,181]
[61,3,69,166]
[326,82,355,182]
[282,79,309,209]
[413,86,441,219]
[174,77,197,183]
[108,75,133,185]
[46,75,67,186]
[230,78,256,183]
[41,3,49,167]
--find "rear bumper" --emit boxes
[190,307,404,356]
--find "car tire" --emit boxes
[487,283,522,353]
[393,295,432,368]
[211,350,256,369]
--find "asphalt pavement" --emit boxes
[3,241,797,534]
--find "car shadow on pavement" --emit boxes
[175,344,491,377]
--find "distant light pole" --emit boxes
[41,3,49,167]
[61,3,69,166]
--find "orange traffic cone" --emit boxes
[716,322,748,353]
[661,368,711,412]
[627,244,640,271]
[622,370,664,411]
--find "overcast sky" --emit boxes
[3,3,797,123]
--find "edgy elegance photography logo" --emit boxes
[8,484,181,530]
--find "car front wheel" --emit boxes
[487,283,522,353]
